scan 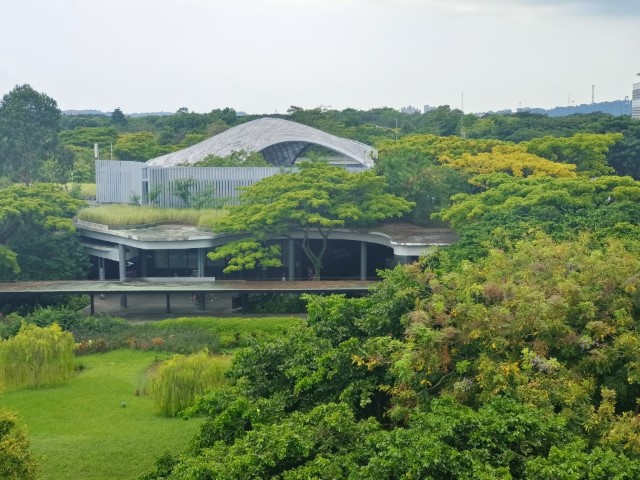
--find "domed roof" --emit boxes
[146,117,375,167]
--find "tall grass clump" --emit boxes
[76,204,227,228]
[147,351,230,417]
[0,323,75,391]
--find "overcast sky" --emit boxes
[1,0,639,115]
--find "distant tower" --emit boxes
[592,84,595,104]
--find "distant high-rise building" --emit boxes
[633,79,640,120]
[423,105,436,114]
[400,105,421,114]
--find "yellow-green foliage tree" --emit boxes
[148,351,229,417]
[0,409,36,480]
[524,133,622,176]
[440,144,577,178]
[377,134,504,160]
[0,323,75,390]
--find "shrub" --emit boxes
[0,313,22,340]
[25,306,83,330]
[147,351,230,417]
[0,323,75,390]
[0,409,36,480]
[69,316,221,355]
[243,293,308,314]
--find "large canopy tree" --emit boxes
[0,183,86,279]
[0,84,62,184]
[434,174,640,263]
[143,235,640,480]
[208,162,413,279]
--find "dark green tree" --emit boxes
[0,84,61,184]
[110,107,127,127]
[0,183,86,278]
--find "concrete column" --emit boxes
[118,243,127,308]
[98,257,105,280]
[118,244,126,281]
[360,241,368,280]
[140,250,148,277]
[196,292,206,311]
[165,293,171,314]
[198,248,206,277]
[288,239,295,280]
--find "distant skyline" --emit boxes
[1,0,639,115]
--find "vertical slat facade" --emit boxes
[96,160,145,204]
[633,82,640,120]
[96,162,364,208]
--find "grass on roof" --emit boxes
[76,204,228,229]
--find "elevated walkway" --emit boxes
[0,278,374,315]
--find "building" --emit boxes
[633,80,640,120]
[400,105,421,114]
[83,119,457,284]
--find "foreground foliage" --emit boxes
[144,234,640,479]
[0,409,36,480]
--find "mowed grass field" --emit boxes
[0,349,208,480]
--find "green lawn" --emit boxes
[0,350,206,480]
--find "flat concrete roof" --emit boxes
[75,220,458,253]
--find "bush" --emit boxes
[25,306,83,330]
[147,351,230,417]
[69,316,220,355]
[243,293,308,314]
[0,313,22,340]
[0,323,75,390]
[0,409,36,479]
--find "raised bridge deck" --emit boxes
[0,278,375,315]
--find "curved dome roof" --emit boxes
[146,117,376,168]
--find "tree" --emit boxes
[0,84,61,184]
[434,174,640,263]
[113,131,165,161]
[524,133,622,177]
[440,144,578,178]
[144,235,640,479]
[110,107,127,127]
[0,183,86,278]
[208,162,413,279]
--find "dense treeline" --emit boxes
[59,105,640,176]
[2,84,639,184]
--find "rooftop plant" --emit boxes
[75,204,227,229]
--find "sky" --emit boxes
[1,0,639,115]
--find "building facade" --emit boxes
[633,81,640,120]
